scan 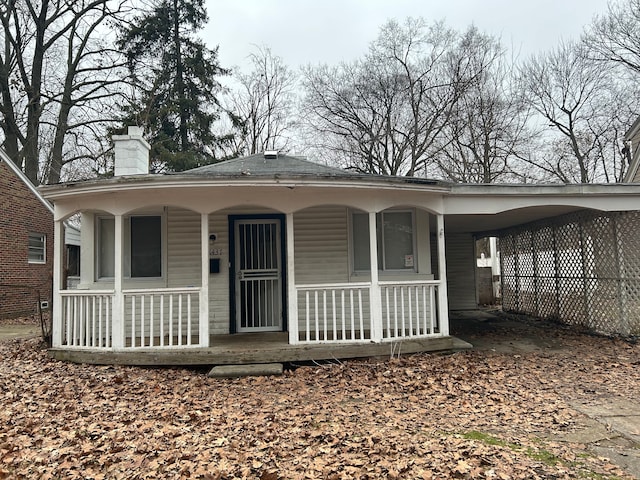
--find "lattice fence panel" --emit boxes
[557,278,587,325]
[554,220,584,279]
[536,278,558,319]
[499,210,640,337]
[588,279,621,334]
[500,235,517,277]
[584,215,617,279]
[514,231,535,313]
[534,227,557,318]
[500,234,518,311]
[623,280,640,335]
[518,277,536,313]
[616,212,640,335]
[617,212,640,279]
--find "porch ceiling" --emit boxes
[443,205,583,234]
[444,183,640,235]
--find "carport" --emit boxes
[444,184,640,337]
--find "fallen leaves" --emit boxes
[0,319,638,479]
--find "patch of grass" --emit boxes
[455,431,625,479]
[525,447,562,466]
[461,430,508,446]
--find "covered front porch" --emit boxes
[51,273,448,347]
[47,170,454,365]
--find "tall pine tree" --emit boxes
[117,0,228,172]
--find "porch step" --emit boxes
[207,363,284,378]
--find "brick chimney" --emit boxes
[113,126,150,176]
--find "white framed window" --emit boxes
[28,233,46,264]
[351,210,416,272]
[96,214,163,279]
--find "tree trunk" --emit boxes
[23,0,50,185]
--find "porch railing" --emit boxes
[58,287,202,349]
[380,281,439,339]
[123,287,202,348]
[296,283,372,342]
[59,290,114,348]
[295,280,440,344]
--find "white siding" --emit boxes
[293,206,349,284]
[166,207,201,288]
[445,233,477,310]
[208,213,230,334]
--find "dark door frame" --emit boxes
[228,213,287,334]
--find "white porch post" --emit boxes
[436,214,450,336]
[112,214,125,348]
[200,213,210,347]
[369,211,383,341]
[51,217,64,347]
[286,213,299,345]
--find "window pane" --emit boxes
[99,218,115,277]
[382,211,414,270]
[352,213,370,271]
[67,245,80,276]
[131,216,161,277]
[28,234,45,263]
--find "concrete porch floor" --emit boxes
[48,333,472,366]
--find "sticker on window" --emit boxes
[404,255,414,267]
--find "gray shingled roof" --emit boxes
[176,152,446,187]
[181,153,358,178]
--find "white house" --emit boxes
[40,127,640,365]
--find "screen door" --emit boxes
[234,219,282,332]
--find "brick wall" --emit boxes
[0,159,54,319]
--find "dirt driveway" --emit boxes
[451,309,640,478]
[0,323,40,340]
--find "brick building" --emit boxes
[0,148,54,319]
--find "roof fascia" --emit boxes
[40,175,452,200]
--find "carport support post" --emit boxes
[52,217,64,347]
[369,212,382,341]
[286,213,299,345]
[112,214,125,349]
[437,214,450,336]
[199,213,210,347]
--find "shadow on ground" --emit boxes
[450,308,575,353]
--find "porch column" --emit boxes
[200,213,210,347]
[436,214,450,336]
[51,217,65,347]
[112,214,125,349]
[286,213,299,345]
[369,212,383,341]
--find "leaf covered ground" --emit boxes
[0,317,638,479]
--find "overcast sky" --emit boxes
[203,0,610,72]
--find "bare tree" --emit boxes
[222,46,297,156]
[436,29,534,183]
[0,0,130,184]
[300,18,486,176]
[584,0,640,75]
[519,40,628,183]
